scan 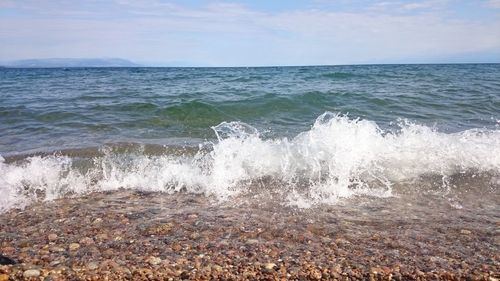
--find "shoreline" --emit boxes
[0,190,498,280]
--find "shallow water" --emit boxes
[0,189,497,278]
[0,65,499,212]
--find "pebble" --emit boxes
[0,190,496,280]
[262,263,276,273]
[48,233,58,241]
[212,265,222,272]
[69,243,80,251]
[86,262,99,270]
[246,239,259,245]
[310,268,322,280]
[460,229,472,235]
[1,247,15,255]
[23,269,41,278]
[148,223,174,235]
[50,246,65,253]
[79,237,94,245]
[147,256,162,265]
[0,255,16,265]
[335,238,351,245]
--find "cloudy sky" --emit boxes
[1,0,499,66]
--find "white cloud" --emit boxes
[487,0,500,8]
[369,0,450,12]
[0,1,499,65]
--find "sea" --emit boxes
[1,64,499,212]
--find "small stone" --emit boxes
[93,218,103,224]
[0,254,16,265]
[147,256,162,265]
[50,246,65,253]
[23,269,41,278]
[179,271,190,279]
[460,229,472,235]
[43,276,56,281]
[86,262,99,270]
[96,233,108,240]
[335,238,351,245]
[148,223,174,235]
[1,247,15,255]
[48,233,58,241]
[49,259,64,266]
[243,271,256,278]
[246,239,259,245]
[69,243,80,251]
[172,244,182,252]
[0,274,9,281]
[212,265,222,272]
[79,237,94,245]
[119,267,132,275]
[310,269,322,280]
[262,263,276,273]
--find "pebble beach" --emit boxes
[1,65,500,280]
[1,188,498,280]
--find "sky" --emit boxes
[1,0,500,66]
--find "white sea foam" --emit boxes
[1,112,499,212]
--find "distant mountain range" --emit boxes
[1,58,140,68]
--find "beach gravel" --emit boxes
[0,190,498,280]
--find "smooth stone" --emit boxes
[23,269,41,278]
[460,229,472,235]
[0,255,16,265]
[69,243,80,251]
[262,263,276,273]
[246,239,259,245]
[79,237,94,245]
[86,262,99,270]
[2,247,15,255]
[147,256,161,265]
[0,274,9,281]
[47,234,58,241]
[212,265,222,272]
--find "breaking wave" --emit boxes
[1,112,499,212]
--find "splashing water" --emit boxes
[1,113,499,212]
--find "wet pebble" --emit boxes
[79,237,94,245]
[460,229,472,235]
[86,262,99,270]
[68,243,80,251]
[23,269,41,278]
[47,234,58,241]
[262,263,276,273]
[0,255,16,265]
[147,256,162,265]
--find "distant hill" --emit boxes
[2,58,140,68]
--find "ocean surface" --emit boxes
[1,64,499,212]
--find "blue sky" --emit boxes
[1,0,499,66]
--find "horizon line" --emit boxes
[2,62,500,69]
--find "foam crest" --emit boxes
[1,112,499,212]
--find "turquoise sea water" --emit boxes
[1,64,499,154]
[0,64,499,211]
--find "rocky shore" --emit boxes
[0,190,498,280]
